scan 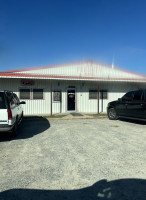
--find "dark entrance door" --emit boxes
[67,89,76,111]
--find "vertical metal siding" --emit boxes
[21,80,50,115]
[0,78,145,115]
[0,78,51,116]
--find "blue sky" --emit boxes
[1,0,146,74]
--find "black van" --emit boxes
[107,89,146,121]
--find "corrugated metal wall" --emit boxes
[0,78,144,115]
[0,78,51,116]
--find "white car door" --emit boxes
[13,94,23,120]
[6,92,17,125]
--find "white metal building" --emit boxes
[0,61,146,115]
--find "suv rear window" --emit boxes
[0,93,6,109]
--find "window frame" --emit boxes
[19,88,44,100]
[89,89,98,100]
[19,88,31,100]
[32,88,44,100]
[53,90,62,102]
[100,90,108,100]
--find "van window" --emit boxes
[0,93,6,109]
[13,93,20,104]
[5,92,15,106]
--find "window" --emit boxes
[13,93,20,104]
[53,91,61,101]
[19,88,44,100]
[133,90,144,101]
[100,90,108,99]
[122,91,134,101]
[0,93,6,109]
[89,90,97,99]
[6,92,15,106]
[20,89,30,100]
[33,89,43,100]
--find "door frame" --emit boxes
[66,88,76,112]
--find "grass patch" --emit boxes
[85,113,107,118]
[44,114,67,119]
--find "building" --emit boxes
[0,61,146,116]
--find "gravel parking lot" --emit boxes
[0,117,146,199]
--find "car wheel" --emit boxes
[11,119,18,137]
[108,108,117,120]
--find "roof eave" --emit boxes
[0,74,146,83]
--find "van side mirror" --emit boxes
[19,101,26,104]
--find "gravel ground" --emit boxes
[0,117,146,199]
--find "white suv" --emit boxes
[0,91,26,136]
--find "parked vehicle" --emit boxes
[107,89,146,121]
[0,91,25,136]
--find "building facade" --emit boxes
[0,62,146,115]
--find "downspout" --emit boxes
[50,79,52,116]
[97,83,100,114]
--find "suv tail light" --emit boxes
[7,109,12,120]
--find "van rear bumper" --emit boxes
[0,124,14,132]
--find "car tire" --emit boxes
[108,108,118,120]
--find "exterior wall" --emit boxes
[45,80,144,114]
[47,80,146,114]
[0,78,146,115]
[0,78,50,116]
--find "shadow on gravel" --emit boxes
[0,116,50,141]
[0,178,146,200]
[119,118,146,125]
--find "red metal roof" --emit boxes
[0,61,146,82]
